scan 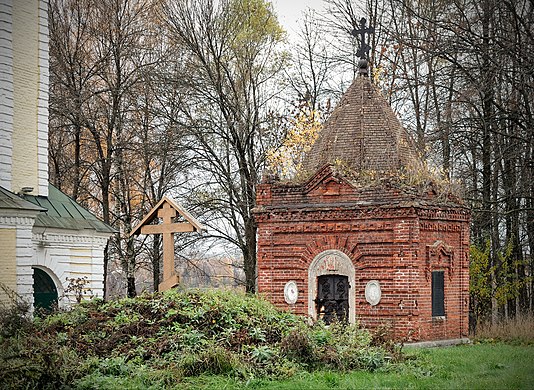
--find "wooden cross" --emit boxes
[351,17,375,60]
[130,197,205,292]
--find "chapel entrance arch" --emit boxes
[33,267,59,312]
[308,250,356,324]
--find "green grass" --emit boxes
[178,343,534,389]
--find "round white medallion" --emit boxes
[365,280,381,306]
[284,281,299,304]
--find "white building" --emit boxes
[0,0,114,310]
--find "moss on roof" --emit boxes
[300,76,421,178]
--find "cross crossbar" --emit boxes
[130,197,205,292]
[351,17,375,60]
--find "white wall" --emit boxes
[32,229,109,307]
[0,0,14,190]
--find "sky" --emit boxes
[270,0,326,37]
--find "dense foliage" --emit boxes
[0,289,402,389]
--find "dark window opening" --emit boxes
[33,268,58,313]
[432,271,445,317]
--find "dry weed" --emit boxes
[474,313,534,344]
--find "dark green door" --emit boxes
[33,268,58,312]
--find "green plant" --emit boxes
[357,348,386,371]
[179,346,241,376]
[0,282,32,339]
[250,326,267,342]
[251,345,275,362]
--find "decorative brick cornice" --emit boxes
[270,220,394,234]
[256,205,419,222]
[256,202,470,223]
[420,222,465,232]
[417,207,470,221]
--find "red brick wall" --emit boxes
[255,172,470,342]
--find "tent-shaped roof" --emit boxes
[300,75,419,176]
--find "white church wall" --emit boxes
[0,227,16,304]
[0,0,48,197]
[37,0,48,197]
[0,0,13,190]
[32,230,108,307]
[11,0,40,195]
[0,213,38,305]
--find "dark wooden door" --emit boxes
[316,275,349,324]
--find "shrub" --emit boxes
[0,284,86,388]
[0,332,85,389]
[280,328,315,364]
[0,283,32,339]
[0,288,404,386]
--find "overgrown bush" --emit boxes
[0,288,404,388]
[0,283,32,339]
[0,284,87,389]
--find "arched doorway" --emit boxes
[308,250,356,324]
[33,267,58,312]
[316,274,349,324]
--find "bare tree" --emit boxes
[49,0,102,201]
[159,0,286,292]
[285,11,334,111]
[49,0,191,297]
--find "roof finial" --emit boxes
[351,17,375,76]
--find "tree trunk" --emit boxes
[101,165,112,298]
[152,235,161,292]
[243,217,257,293]
[73,122,81,201]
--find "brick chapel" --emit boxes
[254,60,471,342]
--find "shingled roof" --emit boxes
[300,75,420,177]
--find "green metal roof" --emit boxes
[23,184,116,234]
[0,185,46,212]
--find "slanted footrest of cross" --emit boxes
[159,274,179,292]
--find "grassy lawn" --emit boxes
[180,343,534,389]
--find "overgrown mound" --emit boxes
[0,289,402,389]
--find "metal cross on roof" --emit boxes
[351,17,375,61]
